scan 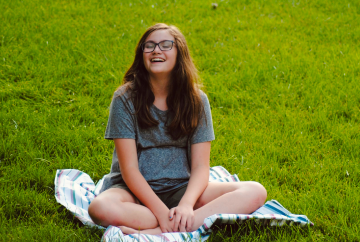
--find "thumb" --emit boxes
[169,208,176,220]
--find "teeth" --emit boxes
[151,58,165,62]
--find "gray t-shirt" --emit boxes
[100,86,215,194]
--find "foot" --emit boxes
[119,225,163,235]
[118,226,139,235]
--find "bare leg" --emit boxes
[88,188,158,229]
[191,181,267,231]
[119,181,267,234]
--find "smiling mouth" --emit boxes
[151,58,165,62]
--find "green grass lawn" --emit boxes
[1,0,359,241]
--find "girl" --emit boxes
[88,23,267,235]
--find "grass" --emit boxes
[1,0,359,241]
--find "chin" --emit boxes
[149,69,171,75]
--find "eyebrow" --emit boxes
[145,39,174,43]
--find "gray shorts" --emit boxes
[109,183,188,209]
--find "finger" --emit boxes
[179,218,187,232]
[169,208,175,220]
[169,219,175,233]
[174,214,181,232]
[186,220,190,232]
[164,226,172,233]
[187,216,194,232]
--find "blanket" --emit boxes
[54,166,313,241]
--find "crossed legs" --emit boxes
[88,188,158,229]
[88,181,267,234]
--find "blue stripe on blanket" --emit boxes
[263,204,289,216]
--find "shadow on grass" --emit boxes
[56,206,104,238]
[208,220,311,241]
[56,205,85,227]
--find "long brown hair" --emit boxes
[120,23,203,140]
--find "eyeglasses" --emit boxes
[142,40,175,53]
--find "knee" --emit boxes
[246,182,267,208]
[88,197,108,225]
[254,182,267,202]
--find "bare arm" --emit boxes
[180,141,210,206]
[170,141,211,232]
[114,138,174,232]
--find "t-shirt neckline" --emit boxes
[151,104,168,113]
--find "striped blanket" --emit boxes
[55,166,313,241]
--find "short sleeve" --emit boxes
[104,92,136,140]
[190,92,215,144]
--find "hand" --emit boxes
[169,204,195,232]
[157,210,175,233]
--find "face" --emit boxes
[143,29,177,78]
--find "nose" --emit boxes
[153,44,162,53]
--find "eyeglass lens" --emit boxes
[143,40,174,53]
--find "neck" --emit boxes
[149,74,171,98]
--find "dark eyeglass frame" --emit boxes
[142,40,175,53]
